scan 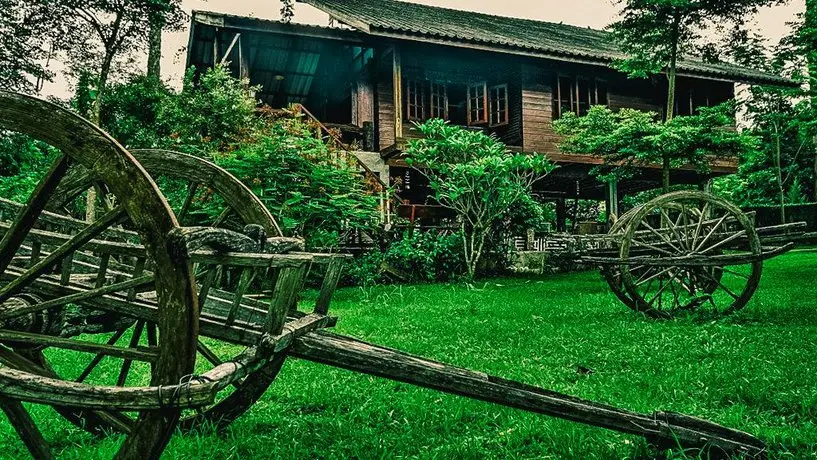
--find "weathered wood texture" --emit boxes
[0,91,199,459]
[377,51,396,150]
[292,331,766,459]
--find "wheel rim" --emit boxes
[36,148,292,434]
[0,92,199,459]
[618,191,763,318]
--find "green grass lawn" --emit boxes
[3,251,817,459]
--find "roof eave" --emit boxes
[368,26,797,87]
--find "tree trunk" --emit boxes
[662,14,681,193]
[773,124,786,223]
[86,52,115,222]
[806,0,817,201]
[147,13,163,79]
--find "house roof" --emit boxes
[299,0,796,87]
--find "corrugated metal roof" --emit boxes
[300,0,795,87]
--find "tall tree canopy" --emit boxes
[553,103,759,190]
[609,0,786,190]
[56,0,186,122]
[0,2,65,92]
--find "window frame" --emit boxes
[467,81,488,126]
[405,78,426,122]
[488,83,509,127]
[553,75,608,119]
[429,81,449,120]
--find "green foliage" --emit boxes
[406,119,555,277]
[216,117,380,244]
[553,103,759,184]
[161,67,262,151]
[99,66,261,152]
[0,1,62,92]
[707,16,817,206]
[98,75,171,148]
[92,66,380,247]
[383,231,464,283]
[0,136,57,202]
[609,0,782,76]
[343,231,465,286]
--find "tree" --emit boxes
[0,2,64,93]
[609,0,785,190]
[553,103,759,188]
[93,66,380,246]
[280,0,295,23]
[405,120,555,278]
[58,0,186,123]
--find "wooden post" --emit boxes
[699,177,713,194]
[362,121,375,151]
[239,35,249,81]
[392,47,403,141]
[315,258,344,315]
[213,28,220,67]
[556,199,566,233]
[605,179,619,225]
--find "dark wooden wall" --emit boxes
[376,51,396,150]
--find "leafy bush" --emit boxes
[383,231,464,283]
[98,67,261,153]
[0,135,58,203]
[94,67,380,248]
[215,115,380,245]
[342,231,465,286]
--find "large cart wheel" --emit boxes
[618,191,763,318]
[602,205,643,309]
[0,92,199,458]
[45,149,291,433]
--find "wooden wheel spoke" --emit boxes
[0,396,54,460]
[117,321,146,387]
[0,274,155,323]
[640,219,683,254]
[722,268,749,280]
[697,229,747,255]
[630,238,675,256]
[0,205,127,303]
[691,202,709,250]
[0,155,70,278]
[636,266,673,287]
[212,207,232,228]
[660,208,688,252]
[647,277,672,307]
[76,328,128,383]
[177,182,200,224]
[698,270,740,300]
[0,330,157,362]
[693,214,728,253]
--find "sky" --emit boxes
[40,0,806,98]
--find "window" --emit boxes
[406,79,425,121]
[675,87,718,117]
[489,84,509,126]
[467,82,488,125]
[430,82,448,120]
[553,76,608,119]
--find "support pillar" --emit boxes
[605,179,619,226]
[556,199,567,233]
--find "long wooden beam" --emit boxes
[291,331,766,459]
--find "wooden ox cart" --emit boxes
[580,191,808,319]
[0,92,770,459]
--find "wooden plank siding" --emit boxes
[376,50,396,150]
